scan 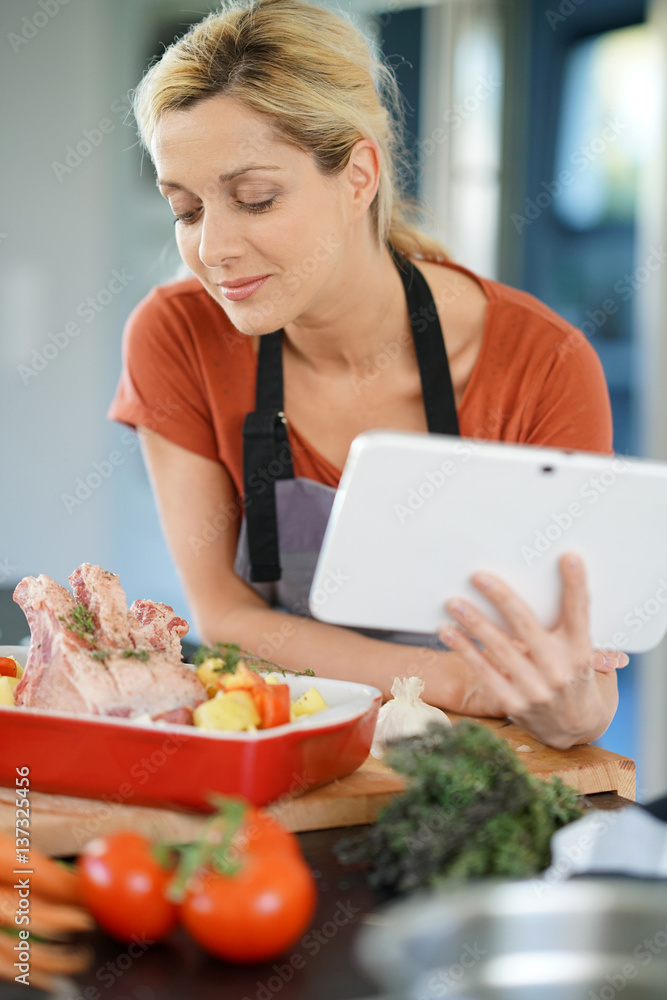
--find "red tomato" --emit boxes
[0,657,19,678]
[78,832,177,943]
[180,851,317,964]
[252,683,291,728]
[232,807,301,858]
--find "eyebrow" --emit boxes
[157,165,282,189]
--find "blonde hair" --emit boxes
[133,0,450,262]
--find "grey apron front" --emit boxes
[233,246,460,647]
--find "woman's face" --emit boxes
[153,95,360,335]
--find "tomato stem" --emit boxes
[166,797,249,903]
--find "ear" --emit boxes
[344,139,381,220]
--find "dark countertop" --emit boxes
[0,792,634,1000]
[0,826,383,1000]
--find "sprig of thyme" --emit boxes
[122,649,150,662]
[58,603,96,642]
[88,647,150,662]
[192,641,315,677]
[193,642,243,672]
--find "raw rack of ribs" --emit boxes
[13,563,205,723]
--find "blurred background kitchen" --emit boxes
[2,0,666,795]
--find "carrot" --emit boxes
[0,929,91,975]
[0,832,81,905]
[0,888,93,938]
[0,949,60,992]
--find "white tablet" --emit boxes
[309,431,667,653]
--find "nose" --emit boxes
[197,204,243,269]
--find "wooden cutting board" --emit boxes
[0,715,635,856]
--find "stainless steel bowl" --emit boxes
[355,879,667,999]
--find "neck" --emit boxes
[282,233,408,377]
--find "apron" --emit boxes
[233,246,460,648]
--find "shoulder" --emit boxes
[110,276,251,463]
[481,273,580,344]
[479,272,603,382]
[421,258,600,371]
[127,274,212,318]
[124,275,243,351]
[415,260,611,452]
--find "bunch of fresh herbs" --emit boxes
[336,721,585,894]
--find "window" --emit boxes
[553,24,661,231]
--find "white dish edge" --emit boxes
[0,646,381,741]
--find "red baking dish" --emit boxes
[0,648,381,812]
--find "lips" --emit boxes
[218,275,271,301]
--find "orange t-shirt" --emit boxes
[108,261,613,495]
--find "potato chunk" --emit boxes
[291,687,328,718]
[193,689,261,731]
[0,676,19,707]
[195,657,225,698]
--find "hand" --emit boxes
[438,553,620,749]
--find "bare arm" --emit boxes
[138,428,619,747]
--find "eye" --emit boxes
[173,209,201,226]
[238,197,277,214]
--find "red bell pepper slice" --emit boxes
[254,684,291,729]
[0,657,19,678]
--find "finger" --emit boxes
[558,552,590,641]
[445,598,551,702]
[603,649,630,668]
[591,649,630,673]
[468,571,556,668]
[487,638,527,678]
[439,625,525,717]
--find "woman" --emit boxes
[110,0,625,749]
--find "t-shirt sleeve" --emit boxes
[521,327,614,454]
[107,287,220,462]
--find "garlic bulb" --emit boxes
[370,676,452,759]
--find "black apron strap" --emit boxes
[242,330,293,582]
[389,246,460,436]
[242,246,461,582]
